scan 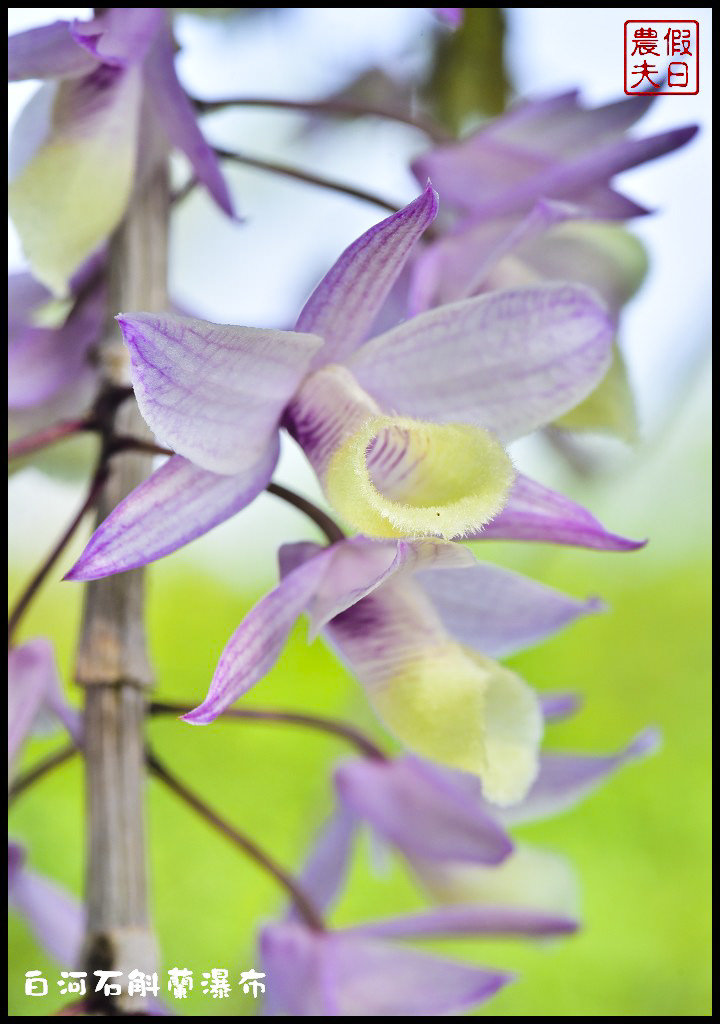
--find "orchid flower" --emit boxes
[407,91,697,437]
[8,841,85,966]
[8,9,234,295]
[171,535,602,806]
[8,256,106,457]
[259,798,575,1016]
[66,184,637,589]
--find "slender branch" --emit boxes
[8,743,79,806]
[147,751,324,931]
[8,419,94,461]
[149,702,385,760]
[267,482,345,544]
[212,147,400,213]
[8,464,108,644]
[192,93,452,143]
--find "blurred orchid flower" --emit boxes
[178,535,602,805]
[8,9,234,295]
[8,638,82,772]
[66,186,639,586]
[407,91,697,439]
[8,841,85,965]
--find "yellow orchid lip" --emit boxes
[325,413,516,540]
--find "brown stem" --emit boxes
[147,751,324,931]
[212,147,400,213]
[149,701,385,760]
[192,93,452,143]
[8,418,93,461]
[8,743,79,806]
[266,482,345,544]
[8,464,108,645]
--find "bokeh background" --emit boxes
[9,7,711,1016]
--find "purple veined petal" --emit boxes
[117,313,323,474]
[349,903,577,941]
[295,184,439,365]
[8,276,106,409]
[260,921,512,1016]
[407,198,578,314]
[69,9,166,67]
[183,547,337,725]
[334,755,513,865]
[66,439,279,582]
[280,535,476,639]
[498,728,661,827]
[8,842,85,964]
[416,560,603,659]
[540,692,582,722]
[475,472,646,551]
[8,21,100,81]
[290,805,358,921]
[143,29,236,218]
[348,282,614,441]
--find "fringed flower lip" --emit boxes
[65,184,640,584]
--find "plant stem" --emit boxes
[266,482,345,544]
[8,743,79,806]
[192,93,452,143]
[8,418,93,461]
[8,464,108,645]
[147,751,325,931]
[212,147,400,213]
[149,702,385,760]
[74,134,169,1014]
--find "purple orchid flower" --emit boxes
[8,9,234,295]
[66,185,639,590]
[164,534,603,806]
[259,802,575,1016]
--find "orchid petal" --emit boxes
[540,692,582,722]
[413,118,697,222]
[8,639,80,765]
[8,843,85,964]
[554,343,638,441]
[411,843,578,917]
[69,9,166,67]
[291,806,358,920]
[183,549,336,725]
[351,903,577,941]
[476,473,646,550]
[117,313,323,474]
[281,535,474,639]
[325,577,543,805]
[143,30,235,217]
[498,728,661,826]
[289,365,515,540]
[295,185,438,364]
[347,283,614,441]
[66,442,279,582]
[9,65,142,295]
[417,560,602,658]
[334,755,513,865]
[261,922,512,1016]
[8,22,99,81]
[8,277,105,409]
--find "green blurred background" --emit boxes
[8,7,711,1017]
